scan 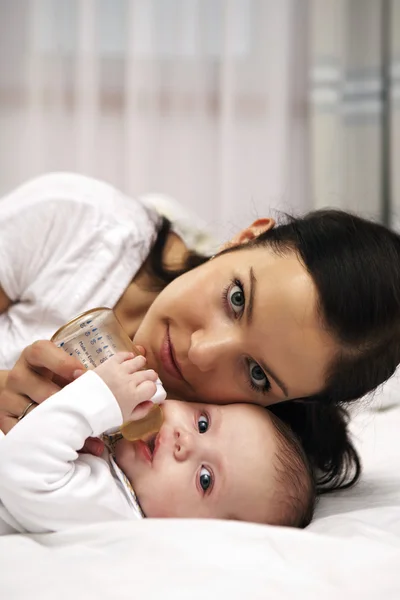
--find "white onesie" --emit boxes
[0,372,145,535]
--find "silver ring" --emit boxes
[17,401,36,422]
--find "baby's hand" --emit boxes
[94,353,158,423]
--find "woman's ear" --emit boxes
[220,218,275,251]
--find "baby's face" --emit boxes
[114,400,279,522]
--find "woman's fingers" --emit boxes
[133,344,146,356]
[5,362,61,404]
[0,340,84,433]
[0,389,35,420]
[23,341,83,383]
[0,414,17,434]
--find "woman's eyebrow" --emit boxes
[245,267,289,398]
[245,267,256,326]
[259,358,289,398]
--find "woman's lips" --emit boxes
[160,327,185,381]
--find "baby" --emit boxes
[0,353,315,534]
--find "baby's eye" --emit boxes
[199,466,213,492]
[229,282,245,314]
[197,413,209,434]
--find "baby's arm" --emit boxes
[0,354,156,533]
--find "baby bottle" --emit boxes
[51,307,165,440]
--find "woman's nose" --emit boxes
[188,327,239,372]
[174,430,194,462]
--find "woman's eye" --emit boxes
[199,467,213,492]
[248,359,268,389]
[197,414,209,434]
[229,282,245,314]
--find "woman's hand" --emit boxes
[0,340,104,455]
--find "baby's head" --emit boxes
[114,400,315,527]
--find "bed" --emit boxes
[2,198,400,598]
[1,375,400,600]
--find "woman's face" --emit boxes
[134,241,338,406]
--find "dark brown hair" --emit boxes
[146,211,400,492]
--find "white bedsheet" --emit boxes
[1,384,400,599]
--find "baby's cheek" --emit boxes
[144,500,172,518]
[138,476,181,518]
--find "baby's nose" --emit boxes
[173,430,193,462]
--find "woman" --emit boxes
[1,173,399,491]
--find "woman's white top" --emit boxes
[0,173,161,370]
[0,371,144,535]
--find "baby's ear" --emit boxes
[220,218,275,251]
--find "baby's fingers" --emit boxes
[131,380,157,408]
[121,355,148,373]
[112,352,137,365]
[80,437,105,456]
[129,368,158,385]
[130,400,154,421]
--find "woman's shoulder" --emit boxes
[0,172,162,251]
[1,172,157,219]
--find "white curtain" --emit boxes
[0,0,309,240]
[309,0,400,227]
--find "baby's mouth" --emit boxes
[143,432,158,460]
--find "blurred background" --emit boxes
[0,0,399,240]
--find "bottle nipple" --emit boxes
[120,404,164,441]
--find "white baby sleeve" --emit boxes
[0,372,137,533]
